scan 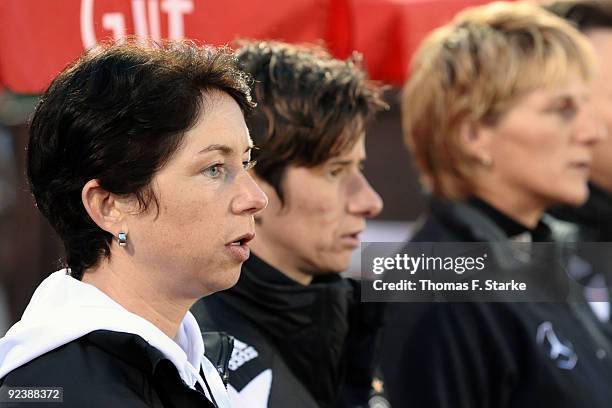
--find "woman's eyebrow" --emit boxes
[198,144,234,155]
[328,159,353,166]
[198,143,254,155]
[328,156,367,166]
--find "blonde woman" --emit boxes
[382,2,612,407]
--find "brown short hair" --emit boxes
[236,41,387,203]
[403,1,596,199]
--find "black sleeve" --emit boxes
[0,340,153,408]
[382,302,519,408]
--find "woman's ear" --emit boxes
[458,120,494,167]
[81,180,128,236]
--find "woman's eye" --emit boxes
[203,164,223,178]
[329,167,344,177]
[558,105,577,119]
[550,99,577,120]
[243,160,257,171]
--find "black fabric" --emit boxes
[201,332,234,387]
[193,292,320,407]
[380,197,612,408]
[469,197,552,241]
[0,330,217,408]
[192,253,387,408]
[549,182,612,291]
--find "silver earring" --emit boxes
[118,232,127,247]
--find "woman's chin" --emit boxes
[218,267,243,291]
[197,266,242,297]
[553,186,590,208]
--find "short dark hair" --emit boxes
[545,1,612,31]
[236,41,387,203]
[27,40,254,280]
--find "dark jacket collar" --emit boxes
[422,197,553,242]
[86,329,233,388]
[409,197,584,304]
[86,330,164,375]
[241,251,319,285]
[216,253,355,406]
[468,197,552,242]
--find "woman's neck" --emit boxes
[473,186,545,229]
[82,256,192,340]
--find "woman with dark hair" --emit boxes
[0,40,267,407]
[381,2,612,407]
[192,41,387,407]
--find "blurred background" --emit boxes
[0,0,514,331]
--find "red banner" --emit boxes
[0,0,496,93]
[0,0,333,93]
[352,0,494,85]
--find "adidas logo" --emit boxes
[229,339,259,371]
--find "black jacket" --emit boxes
[191,254,388,408]
[550,182,612,296]
[380,198,612,408]
[0,330,232,408]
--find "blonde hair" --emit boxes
[403,1,597,199]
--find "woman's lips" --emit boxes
[225,242,251,262]
[225,232,254,262]
[340,232,362,248]
[569,162,591,176]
